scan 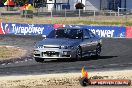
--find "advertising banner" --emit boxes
[53,24,64,29]
[0,22,5,34]
[0,22,128,38]
[126,27,132,38]
[0,22,53,36]
[64,25,126,38]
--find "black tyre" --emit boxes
[95,44,101,57]
[76,47,82,60]
[35,58,44,62]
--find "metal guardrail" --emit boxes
[36,9,100,17]
[118,7,132,16]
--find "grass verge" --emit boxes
[1,16,132,26]
[0,46,26,61]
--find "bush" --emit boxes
[75,2,85,9]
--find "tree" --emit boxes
[75,2,85,9]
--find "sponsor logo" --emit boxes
[89,29,115,38]
[0,22,5,34]
[12,24,44,35]
[80,67,131,86]
[3,23,10,33]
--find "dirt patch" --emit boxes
[0,45,27,61]
[0,70,132,88]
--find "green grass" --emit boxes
[62,20,125,26]
[1,16,132,26]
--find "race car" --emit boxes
[33,27,102,62]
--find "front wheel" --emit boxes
[35,58,44,62]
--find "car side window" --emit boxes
[83,29,90,39]
[89,31,95,38]
[85,29,95,38]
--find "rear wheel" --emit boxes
[95,44,101,57]
[76,47,82,60]
[35,58,44,62]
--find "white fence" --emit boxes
[118,7,132,16]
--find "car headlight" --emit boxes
[34,50,40,54]
[34,45,43,48]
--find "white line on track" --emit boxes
[105,64,118,66]
[28,59,33,61]
[20,61,24,63]
[7,63,11,65]
[1,63,6,66]
[14,61,19,64]
[24,59,28,62]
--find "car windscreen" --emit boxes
[55,28,83,39]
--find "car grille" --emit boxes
[43,46,60,49]
[43,51,59,57]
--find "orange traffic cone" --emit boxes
[81,67,88,78]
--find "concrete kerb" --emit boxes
[0,70,132,87]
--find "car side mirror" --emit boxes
[42,35,46,39]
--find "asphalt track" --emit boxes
[0,35,132,76]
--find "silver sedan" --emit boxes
[33,28,102,62]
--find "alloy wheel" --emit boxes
[76,47,82,60]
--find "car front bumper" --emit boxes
[33,48,76,59]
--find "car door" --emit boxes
[88,30,98,51]
[80,29,93,54]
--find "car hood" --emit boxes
[36,38,81,46]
